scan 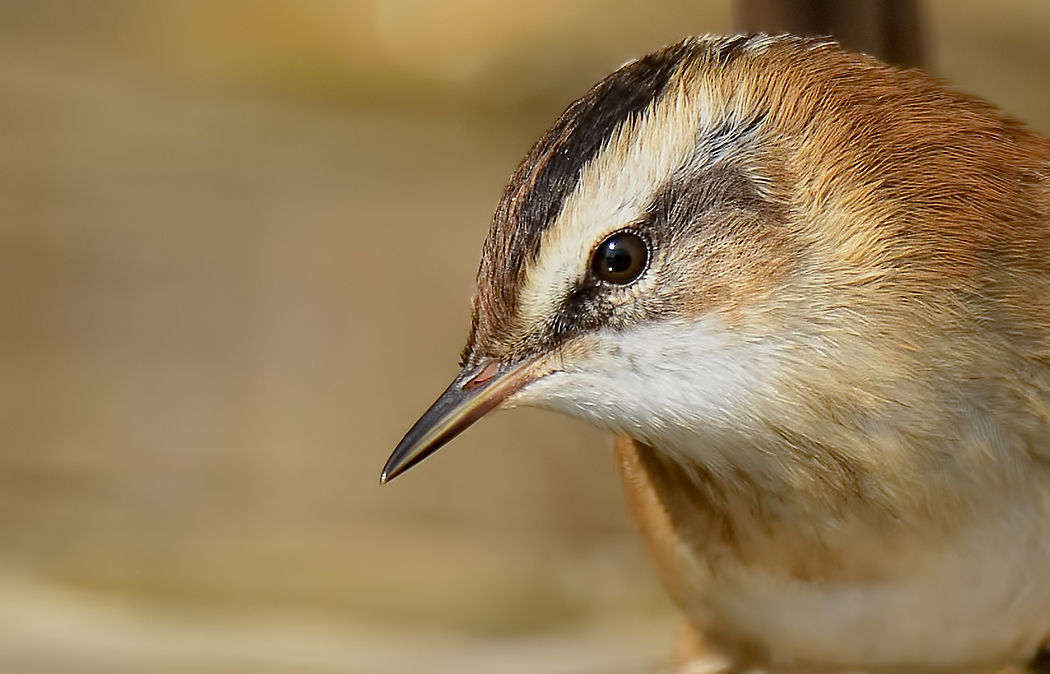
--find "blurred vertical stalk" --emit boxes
[733,0,925,68]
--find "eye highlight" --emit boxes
[590,231,649,285]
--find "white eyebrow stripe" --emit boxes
[515,71,714,327]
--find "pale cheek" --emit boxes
[508,368,633,426]
[503,319,787,446]
[506,353,698,436]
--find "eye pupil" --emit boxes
[605,247,632,273]
[591,231,649,285]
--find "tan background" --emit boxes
[1,1,1048,672]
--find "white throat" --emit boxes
[511,314,786,468]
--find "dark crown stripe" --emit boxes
[510,44,691,236]
[476,41,700,335]
[466,36,769,362]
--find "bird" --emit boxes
[381,35,1050,674]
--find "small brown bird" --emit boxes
[382,36,1050,673]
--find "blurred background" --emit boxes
[0,1,1047,672]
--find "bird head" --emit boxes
[381,35,1050,498]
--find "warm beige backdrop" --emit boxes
[1,2,1048,672]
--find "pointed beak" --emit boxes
[380,356,545,484]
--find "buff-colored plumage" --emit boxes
[385,36,1050,673]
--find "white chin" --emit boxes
[507,316,785,451]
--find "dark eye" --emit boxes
[590,231,649,285]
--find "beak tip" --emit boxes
[379,457,403,485]
[379,356,540,488]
